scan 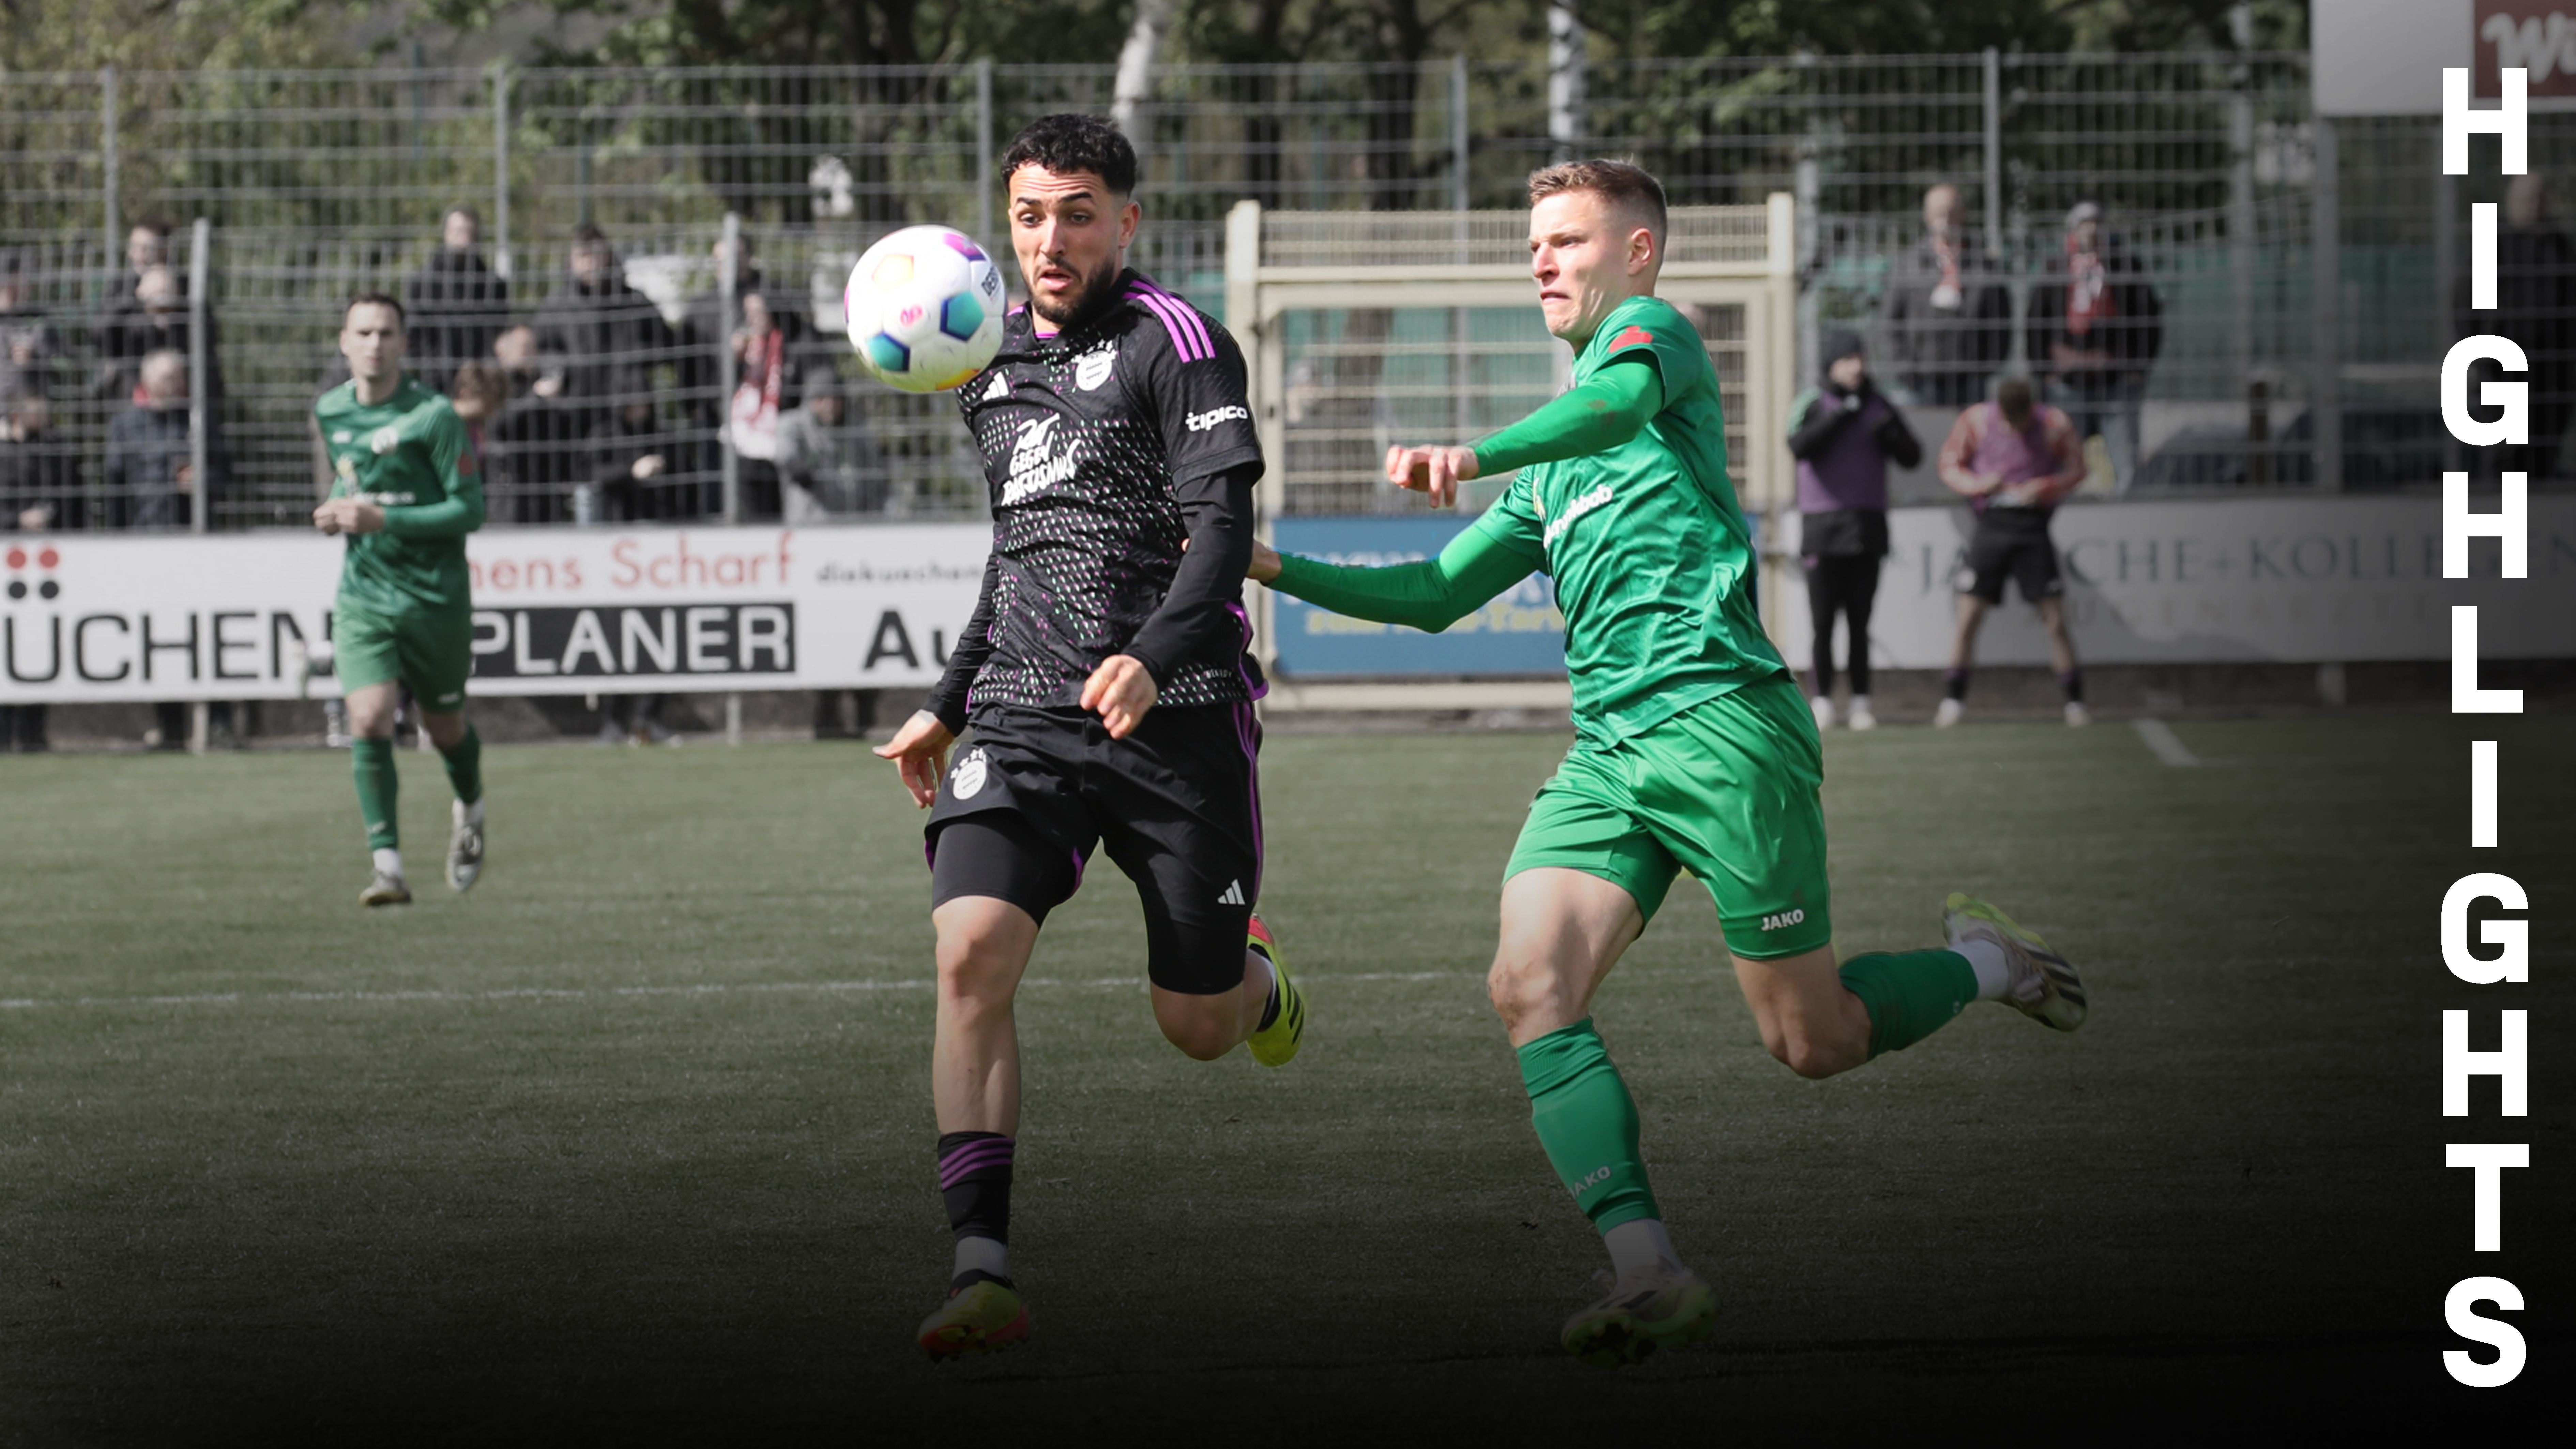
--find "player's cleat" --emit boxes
[1244,914,1305,1068]
[1236,916,1298,1065]
[1846,696,1877,731]
[1945,893,2085,1032]
[447,800,485,894]
[2063,701,2092,727]
[1933,698,1965,728]
[1809,695,1836,731]
[917,1278,1030,1359]
[359,869,411,907]
[1560,1268,1717,1369]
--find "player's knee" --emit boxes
[933,922,1020,1006]
[1151,987,1240,1061]
[1485,952,1554,1031]
[1769,1031,1855,1081]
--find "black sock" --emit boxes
[2060,669,2085,704]
[938,1131,1013,1287]
[1944,668,1971,702]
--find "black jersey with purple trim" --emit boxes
[926,269,1267,727]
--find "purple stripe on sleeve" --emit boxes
[1146,279,1216,359]
[1127,286,1209,363]
[1138,279,1215,360]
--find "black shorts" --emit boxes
[926,703,1263,995]
[1962,508,2063,605]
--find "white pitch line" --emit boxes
[0,968,1488,1013]
[2131,716,2201,767]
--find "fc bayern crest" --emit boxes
[951,748,988,800]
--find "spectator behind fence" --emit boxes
[1935,377,2090,729]
[2,255,65,407]
[2453,171,2576,480]
[777,377,888,519]
[405,206,511,393]
[2027,201,2160,494]
[590,384,681,522]
[490,322,585,522]
[0,396,54,751]
[536,224,673,442]
[105,349,228,530]
[1884,183,2012,408]
[3,392,81,532]
[1787,330,1919,733]
[682,233,804,429]
[0,390,62,749]
[100,263,223,406]
[724,290,805,519]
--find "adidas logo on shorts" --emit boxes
[1216,880,1245,906]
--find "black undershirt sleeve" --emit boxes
[1787,391,1859,460]
[1120,460,1260,689]
[924,549,1002,735]
[1873,402,1925,470]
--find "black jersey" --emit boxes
[926,269,1267,730]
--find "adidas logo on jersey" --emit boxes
[980,372,1008,402]
[1002,414,1083,504]
[1217,880,1245,905]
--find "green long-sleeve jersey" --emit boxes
[1271,294,1785,742]
[316,375,485,616]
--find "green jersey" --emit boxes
[1273,294,1786,741]
[316,375,485,616]
[1476,294,1782,737]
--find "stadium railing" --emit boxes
[0,50,2548,531]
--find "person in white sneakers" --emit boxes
[1934,377,2090,728]
[1785,330,1918,732]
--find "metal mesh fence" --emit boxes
[0,52,2552,533]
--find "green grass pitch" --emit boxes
[2,715,2567,1437]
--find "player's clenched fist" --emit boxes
[1079,654,1158,740]
[873,710,957,808]
[1384,443,1481,508]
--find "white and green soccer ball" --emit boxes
[845,225,1007,393]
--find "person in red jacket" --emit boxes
[1935,378,2090,727]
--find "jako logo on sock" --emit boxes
[1573,1164,1614,1195]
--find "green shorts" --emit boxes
[333,603,473,712]
[1505,675,1833,960]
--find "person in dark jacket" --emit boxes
[104,349,228,530]
[404,207,511,393]
[0,255,65,409]
[2454,171,2576,480]
[535,225,675,451]
[2,392,79,532]
[590,387,682,523]
[1884,184,2013,407]
[2027,201,2160,494]
[1786,330,1921,731]
[483,323,582,522]
[97,264,223,406]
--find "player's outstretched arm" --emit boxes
[1386,363,1664,508]
[873,711,957,809]
[1254,514,1539,632]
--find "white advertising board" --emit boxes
[1773,497,2576,670]
[0,525,991,704]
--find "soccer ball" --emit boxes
[845,226,1007,393]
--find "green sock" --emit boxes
[439,724,483,809]
[351,737,399,851]
[1837,949,1980,1058]
[1517,1018,1660,1233]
